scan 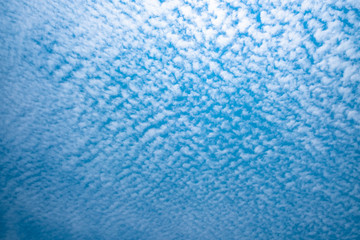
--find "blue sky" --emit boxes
[1,0,360,239]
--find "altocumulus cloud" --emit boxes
[1,0,360,239]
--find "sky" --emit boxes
[0,0,360,239]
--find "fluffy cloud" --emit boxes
[1,0,360,239]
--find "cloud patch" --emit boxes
[1,0,360,239]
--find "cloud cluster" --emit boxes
[1,0,360,239]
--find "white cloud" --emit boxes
[237,17,252,33]
[1,0,360,239]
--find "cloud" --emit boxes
[1,0,360,239]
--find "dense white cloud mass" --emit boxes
[1,0,360,239]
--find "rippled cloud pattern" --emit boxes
[1,0,360,239]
